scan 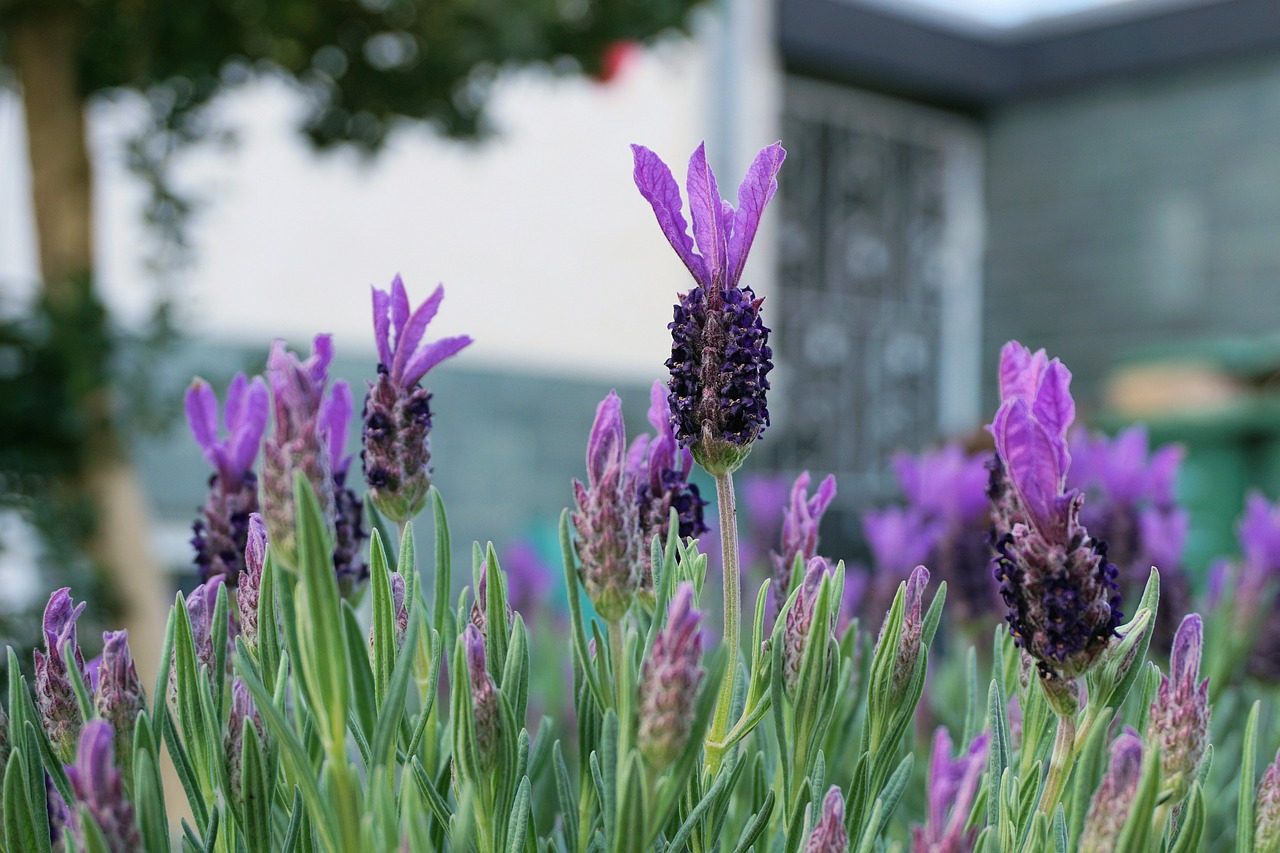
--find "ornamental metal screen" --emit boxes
[772,78,985,508]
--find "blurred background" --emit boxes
[4,0,1280,679]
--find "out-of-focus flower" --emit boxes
[1256,746,1280,851]
[93,631,145,779]
[498,540,555,617]
[1147,613,1210,801]
[1079,728,1144,852]
[322,381,368,596]
[34,588,87,762]
[66,721,142,853]
[769,471,836,622]
[803,787,848,853]
[187,373,269,585]
[48,772,70,853]
[988,341,1121,681]
[572,392,641,622]
[638,582,705,770]
[237,514,268,652]
[464,625,499,771]
[633,141,784,476]
[363,276,472,523]
[863,506,943,619]
[913,727,990,853]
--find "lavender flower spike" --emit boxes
[783,557,837,696]
[1256,746,1280,851]
[628,380,709,558]
[323,380,369,596]
[572,391,642,622]
[638,582,705,770]
[1079,728,1144,853]
[1147,613,1210,801]
[237,514,268,652]
[34,588,87,762]
[633,141,785,476]
[93,631,145,779]
[888,565,930,703]
[913,728,990,853]
[67,721,142,852]
[187,373,268,585]
[988,341,1121,681]
[463,625,500,771]
[770,471,837,621]
[803,787,848,853]
[363,276,473,523]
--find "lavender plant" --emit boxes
[1,141,1278,853]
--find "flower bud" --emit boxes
[784,557,835,697]
[769,472,836,623]
[225,677,266,805]
[469,562,512,636]
[371,571,411,653]
[237,514,268,651]
[66,721,142,853]
[638,583,705,770]
[890,565,929,702]
[803,787,848,853]
[94,631,145,779]
[34,588,87,762]
[1256,747,1280,852]
[1079,728,1143,852]
[463,625,499,771]
[1147,613,1210,802]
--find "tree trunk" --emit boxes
[10,1,168,689]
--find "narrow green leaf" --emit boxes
[61,640,94,723]
[258,548,281,693]
[369,529,397,711]
[410,757,453,839]
[4,750,45,853]
[732,790,776,853]
[343,601,377,747]
[280,787,304,853]
[1115,742,1161,852]
[506,776,533,853]
[160,708,209,831]
[986,679,1009,831]
[240,723,272,853]
[559,510,605,709]
[1238,700,1261,853]
[1171,782,1205,853]
[371,602,424,771]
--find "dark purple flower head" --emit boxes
[638,582,705,770]
[226,677,265,804]
[913,728,990,853]
[1147,613,1209,799]
[237,514,268,651]
[66,721,141,853]
[463,624,499,771]
[363,276,472,523]
[34,588,86,761]
[628,381,708,567]
[1080,728,1144,852]
[770,472,837,616]
[1257,746,1280,850]
[572,392,641,622]
[633,141,785,475]
[988,342,1121,680]
[804,787,848,853]
[93,631,145,778]
[783,557,837,696]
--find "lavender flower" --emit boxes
[572,392,641,622]
[1256,747,1280,852]
[1079,728,1144,852]
[803,787,848,853]
[783,557,836,696]
[363,276,472,523]
[226,677,266,804]
[237,514,268,652]
[628,380,708,561]
[323,381,369,596]
[1224,492,1280,680]
[769,472,836,622]
[67,721,142,853]
[988,341,1121,681]
[93,631,145,779]
[1147,613,1210,801]
[262,335,338,564]
[186,373,268,585]
[886,566,930,702]
[464,625,499,771]
[498,540,555,616]
[34,588,87,762]
[632,141,785,476]
[912,728,990,853]
[638,582,705,770]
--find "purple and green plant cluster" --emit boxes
[4,139,1280,853]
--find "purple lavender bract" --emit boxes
[463,624,499,771]
[770,472,836,622]
[67,721,142,853]
[632,141,784,476]
[34,588,87,762]
[363,276,473,523]
[637,582,705,770]
[783,557,837,696]
[187,373,268,585]
[237,514,268,652]
[913,728,990,853]
[804,787,848,853]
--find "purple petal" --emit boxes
[686,143,728,288]
[321,381,354,475]
[995,398,1064,537]
[226,376,269,479]
[372,285,393,367]
[998,341,1047,404]
[726,142,785,287]
[586,391,627,487]
[391,275,410,352]
[185,380,221,463]
[401,335,473,389]
[625,435,650,485]
[391,283,446,384]
[810,474,837,517]
[646,380,669,434]
[1170,613,1203,687]
[223,373,248,432]
[308,335,334,387]
[631,145,705,284]
[1031,360,1075,442]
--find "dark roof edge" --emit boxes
[778,0,1280,109]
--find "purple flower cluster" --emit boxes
[633,142,784,476]
[913,727,990,853]
[94,630,145,778]
[987,342,1121,680]
[783,557,838,696]
[66,721,142,853]
[237,514,268,651]
[638,582,705,769]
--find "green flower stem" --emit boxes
[1038,711,1078,816]
[705,471,741,775]
[609,619,625,712]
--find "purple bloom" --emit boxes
[804,787,848,853]
[1257,746,1280,851]
[633,141,784,475]
[1079,728,1144,852]
[237,514,268,652]
[225,677,266,804]
[638,582,705,770]
[988,341,1121,681]
[66,721,142,853]
[93,631,145,779]
[769,472,837,622]
[783,557,837,696]
[628,380,708,572]
[186,374,268,585]
[363,276,472,523]
[463,625,499,771]
[861,506,943,619]
[323,381,369,596]
[1147,613,1210,800]
[572,392,642,622]
[913,728,990,853]
[34,588,87,762]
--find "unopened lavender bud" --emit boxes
[363,277,472,523]
[633,142,785,476]
[1147,613,1210,801]
[170,577,232,706]
[803,787,848,853]
[469,562,512,636]
[94,631,145,779]
[889,565,929,701]
[67,721,142,853]
[1079,728,1144,852]
[372,572,411,653]
[237,514,268,651]
[914,728,990,852]
[638,583,705,769]
[1256,747,1280,852]
[784,557,836,697]
[225,677,265,804]
[769,472,837,623]
[572,392,641,622]
[34,588,87,762]
[464,625,499,771]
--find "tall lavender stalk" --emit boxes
[34,588,87,762]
